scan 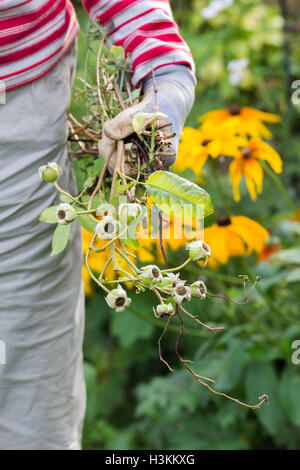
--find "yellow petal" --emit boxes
[244,158,264,197]
[229,159,243,202]
[204,225,229,265]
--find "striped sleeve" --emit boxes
[81,0,195,86]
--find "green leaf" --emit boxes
[86,157,105,178]
[124,238,143,250]
[247,343,281,362]
[110,310,154,347]
[60,193,73,203]
[280,367,300,426]
[77,214,98,234]
[51,223,71,256]
[285,267,300,283]
[214,340,250,392]
[145,171,214,219]
[271,248,300,265]
[244,362,286,435]
[39,206,58,224]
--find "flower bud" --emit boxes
[190,280,207,299]
[39,162,61,183]
[56,203,77,225]
[172,281,191,304]
[96,216,118,240]
[187,240,211,261]
[155,302,175,319]
[105,284,131,312]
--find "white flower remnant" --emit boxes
[56,203,77,225]
[227,58,249,86]
[139,265,163,285]
[166,272,181,286]
[105,284,131,312]
[96,215,118,240]
[172,281,192,304]
[201,0,234,20]
[191,280,207,299]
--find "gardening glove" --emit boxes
[98,64,196,171]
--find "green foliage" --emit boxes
[51,224,71,256]
[39,206,58,224]
[145,171,214,218]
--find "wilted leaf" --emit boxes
[110,45,125,62]
[132,112,155,134]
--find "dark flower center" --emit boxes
[116,297,125,307]
[217,215,232,227]
[152,268,160,278]
[229,105,241,116]
[176,286,187,296]
[104,222,115,233]
[242,148,252,159]
[201,139,212,147]
[199,283,206,294]
[58,210,66,220]
[203,243,210,253]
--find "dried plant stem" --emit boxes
[206,280,257,305]
[176,308,268,409]
[96,32,108,120]
[180,306,224,334]
[157,316,174,372]
[109,141,124,203]
[88,147,114,211]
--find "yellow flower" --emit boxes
[204,215,269,268]
[229,137,283,201]
[199,106,280,139]
[175,122,247,174]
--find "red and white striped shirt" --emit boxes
[0,0,194,92]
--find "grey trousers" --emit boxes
[0,44,86,450]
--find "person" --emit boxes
[0,0,195,450]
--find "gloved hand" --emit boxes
[98,64,196,171]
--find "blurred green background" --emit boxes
[72,0,300,450]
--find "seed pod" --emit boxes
[39,162,61,183]
[187,240,211,261]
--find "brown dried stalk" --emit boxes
[175,308,268,409]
